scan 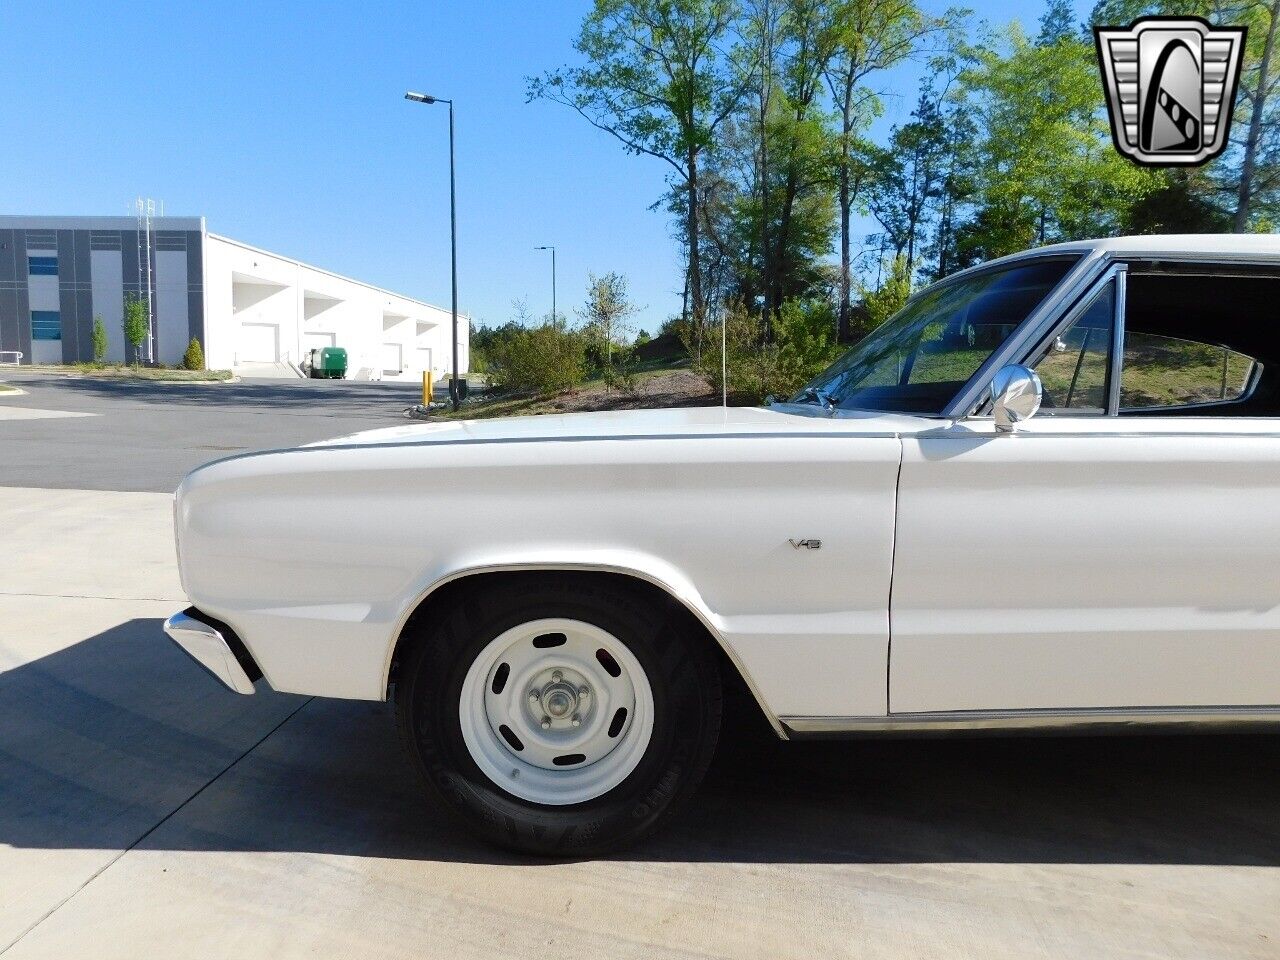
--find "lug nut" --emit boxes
[551,670,563,682]
[571,714,581,727]
[540,716,552,729]
[578,686,590,699]
[529,690,540,703]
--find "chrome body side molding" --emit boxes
[781,706,1280,737]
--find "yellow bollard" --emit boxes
[422,371,433,407]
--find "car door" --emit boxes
[890,265,1280,714]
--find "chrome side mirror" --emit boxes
[991,364,1042,433]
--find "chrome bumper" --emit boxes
[164,610,257,695]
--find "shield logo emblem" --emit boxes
[1095,17,1247,166]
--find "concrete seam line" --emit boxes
[0,591,184,602]
[0,695,316,956]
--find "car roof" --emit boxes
[989,233,1280,264]
[1037,234,1280,255]
[936,234,1280,288]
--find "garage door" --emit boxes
[238,323,279,363]
[416,347,433,372]
[381,342,403,376]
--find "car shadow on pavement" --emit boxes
[4,619,1279,868]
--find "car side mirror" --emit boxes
[991,364,1042,433]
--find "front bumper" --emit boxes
[163,608,261,695]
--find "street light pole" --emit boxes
[405,90,460,411]
[535,245,556,326]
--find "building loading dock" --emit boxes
[0,215,468,382]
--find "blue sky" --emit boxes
[1,0,1088,334]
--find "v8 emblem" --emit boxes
[788,538,822,550]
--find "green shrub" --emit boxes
[123,294,148,365]
[485,321,587,394]
[771,298,843,390]
[692,304,767,402]
[602,350,640,394]
[182,337,205,371]
[91,315,108,362]
[693,299,843,404]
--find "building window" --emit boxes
[28,256,58,276]
[31,311,62,340]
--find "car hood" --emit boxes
[306,405,935,449]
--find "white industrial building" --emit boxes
[0,215,468,381]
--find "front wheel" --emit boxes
[394,576,722,856]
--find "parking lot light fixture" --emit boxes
[535,246,557,326]
[405,90,460,411]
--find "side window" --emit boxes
[1121,334,1261,410]
[1032,280,1114,414]
[1119,272,1273,416]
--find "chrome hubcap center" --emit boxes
[532,670,586,727]
[541,681,579,718]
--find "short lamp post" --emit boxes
[405,90,460,411]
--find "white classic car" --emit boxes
[166,235,1280,854]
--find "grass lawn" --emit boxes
[22,363,233,382]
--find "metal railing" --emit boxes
[0,351,23,366]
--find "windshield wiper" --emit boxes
[794,386,837,411]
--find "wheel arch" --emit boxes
[383,563,786,739]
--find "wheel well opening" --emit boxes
[385,570,775,736]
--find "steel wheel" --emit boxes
[458,617,655,805]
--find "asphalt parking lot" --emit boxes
[0,372,424,492]
[2,374,1279,959]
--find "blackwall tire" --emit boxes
[394,575,722,856]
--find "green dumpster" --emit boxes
[310,346,347,379]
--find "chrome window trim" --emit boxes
[1107,267,1126,415]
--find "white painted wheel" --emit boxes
[458,617,655,805]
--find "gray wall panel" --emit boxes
[57,230,80,362]
[0,230,17,357]
[9,232,31,362]
[155,248,189,365]
[91,249,126,362]
[75,230,93,361]
[121,231,140,298]
[186,231,205,348]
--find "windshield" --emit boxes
[792,257,1078,414]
